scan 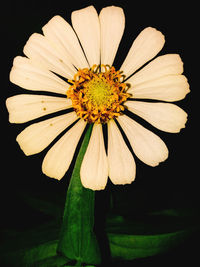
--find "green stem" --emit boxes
[57,124,101,265]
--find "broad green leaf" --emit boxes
[108,228,193,260]
[0,220,62,266]
[57,124,101,265]
[0,210,199,267]
[0,218,196,266]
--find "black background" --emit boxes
[0,0,199,266]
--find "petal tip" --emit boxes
[144,26,165,41]
[111,176,136,186]
[153,149,169,167]
[42,163,63,181]
[72,5,96,17]
[81,181,106,191]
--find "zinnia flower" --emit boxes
[6,5,190,190]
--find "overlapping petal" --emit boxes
[42,15,89,69]
[128,74,190,102]
[6,94,72,123]
[42,119,87,180]
[23,33,76,79]
[120,27,165,77]
[80,124,108,190]
[127,54,183,85]
[16,112,78,155]
[126,101,188,133]
[10,56,69,95]
[117,115,169,167]
[99,6,125,66]
[107,120,136,185]
[71,6,100,67]
[126,53,190,102]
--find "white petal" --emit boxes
[6,94,72,123]
[72,6,100,67]
[120,27,165,77]
[10,56,69,95]
[80,124,108,190]
[107,120,136,185]
[126,101,188,133]
[128,75,190,102]
[16,112,78,155]
[117,115,168,167]
[42,15,89,69]
[42,119,86,180]
[23,33,76,79]
[127,54,183,86]
[99,6,125,66]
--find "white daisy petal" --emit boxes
[6,94,72,123]
[120,27,165,77]
[117,115,168,167]
[71,6,100,67]
[127,54,183,86]
[80,124,108,191]
[99,6,125,66]
[23,33,76,79]
[10,56,69,95]
[16,112,78,156]
[128,75,190,102]
[126,101,188,133]
[42,15,89,69]
[42,119,86,180]
[107,120,136,185]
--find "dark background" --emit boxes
[0,0,199,266]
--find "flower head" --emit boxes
[6,6,190,190]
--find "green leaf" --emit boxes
[57,124,101,265]
[108,229,193,260]
[0,209,198,266]
[0,221,65,266]
[106,209,198,260]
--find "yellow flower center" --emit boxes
[67,65,130,124]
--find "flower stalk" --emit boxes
[57,124,101,265]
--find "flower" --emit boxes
[6,5,190,190]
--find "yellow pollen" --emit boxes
[67,65,130,124]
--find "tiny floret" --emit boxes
[67,65,130,124]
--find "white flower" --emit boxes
[6,6,190,190]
